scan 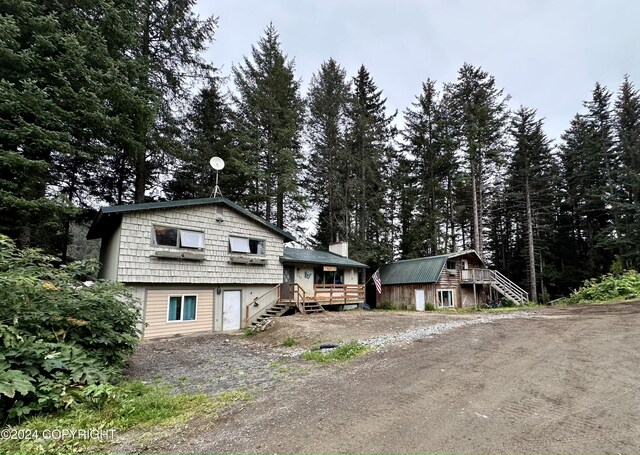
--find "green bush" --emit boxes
[0,235,141,420]
[424,302,435,311]
[563,269,640,305]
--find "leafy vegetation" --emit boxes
[0,381,252,455]
[302,341,370,363]
[282,336,297,347]
[560,270,640,305]
[0,235,141,420]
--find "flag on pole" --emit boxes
[372,269,382,294]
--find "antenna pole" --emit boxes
[211,170,223,198]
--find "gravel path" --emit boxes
[126,312,526,395]
[126,333,309,395]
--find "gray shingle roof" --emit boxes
[282,247,368,269]
[86,196,296,242]
[379,250,484,285]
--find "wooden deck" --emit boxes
[460,268,493,284]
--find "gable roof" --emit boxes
[379,250,484,285]
[282,247,368,269]
[86,196,296,242]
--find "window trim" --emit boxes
[166,294,199,323]
[228,235,266,256]
[437,289,455,308]
[446,260,457,271]
[152,225,205,250]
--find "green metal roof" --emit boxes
[379,250,484,285]
[86,196,296,242]
[379,254,449,285]
[282,247,368,269]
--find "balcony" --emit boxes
[460,268,493,284]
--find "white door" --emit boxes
[415,289,425,311]
[222,290,241,331]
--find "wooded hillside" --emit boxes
[1,1,638,300]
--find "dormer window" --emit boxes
[153,226,204,249]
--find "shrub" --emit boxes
[378,301,396,310]
[563,270,640,305]
[424,302,435,311]
[0,235,141,420]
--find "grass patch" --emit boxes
[0,382,252,455]
[282,336,297,347]
[302,341,370,363]
[242,326,256,337]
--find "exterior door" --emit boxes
[415,289,425,311]
[222,290,241,331]
[281,266,295,300]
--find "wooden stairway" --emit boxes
[302,301,324,314]
[489,269,529,304]
[250,302,290,328]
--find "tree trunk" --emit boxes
[525,182,537,302]
[471,162,482,256]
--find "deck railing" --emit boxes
[460,268,493,283]
[313,284,365,305]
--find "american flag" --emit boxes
[372,269,382,294]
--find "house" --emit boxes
[377,250,527,310]
[281,242,367,311]
[87,196,366,339]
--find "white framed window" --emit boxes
[437,289,455,308]
[153,226,204,250]
[167,295,198,322]
[229,236,265,255]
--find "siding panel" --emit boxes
[144,289,214,339]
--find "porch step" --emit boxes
[303,301,324,314]
[251,303,289,326]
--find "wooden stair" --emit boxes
[302,301,324,314]
[250,302,290,327]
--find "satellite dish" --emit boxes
[209,157,224,198]
[209,157,225,171]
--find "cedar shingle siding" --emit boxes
[111,205,284,284]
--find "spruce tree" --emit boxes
[448,64,509,258]
[232,24,305,230]
[305,58,351,248]
[345,65,396,265]
[613,76,640,267]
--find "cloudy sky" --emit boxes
[195,0,639,144]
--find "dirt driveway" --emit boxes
[130,303,640,454]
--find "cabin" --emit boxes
[87,196,367,338]
[377,250,527,310]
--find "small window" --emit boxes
[446,260,457,270]
[153,226,204,249]
[437,290,454,308]
[229,236,265,255]
[167,295,197,322]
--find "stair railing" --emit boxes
[489,270,528,304]
[245,284,281,326]
[292,283,307,314]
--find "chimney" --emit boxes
[329,241,349,258]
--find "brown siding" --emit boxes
[144,289,214,339]
[378,284,436,310]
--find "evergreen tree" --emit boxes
[613,76,640,267]
[345,65,396,265]
[164,78,240,200]
[0,0,149,254]
[504,107,556,302]
[305,58,351,248]
[400,79,458,258]
[448,64,510,258]
[103,0,217,204]
[232,24,305,230]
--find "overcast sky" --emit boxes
[195,0,639,144]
